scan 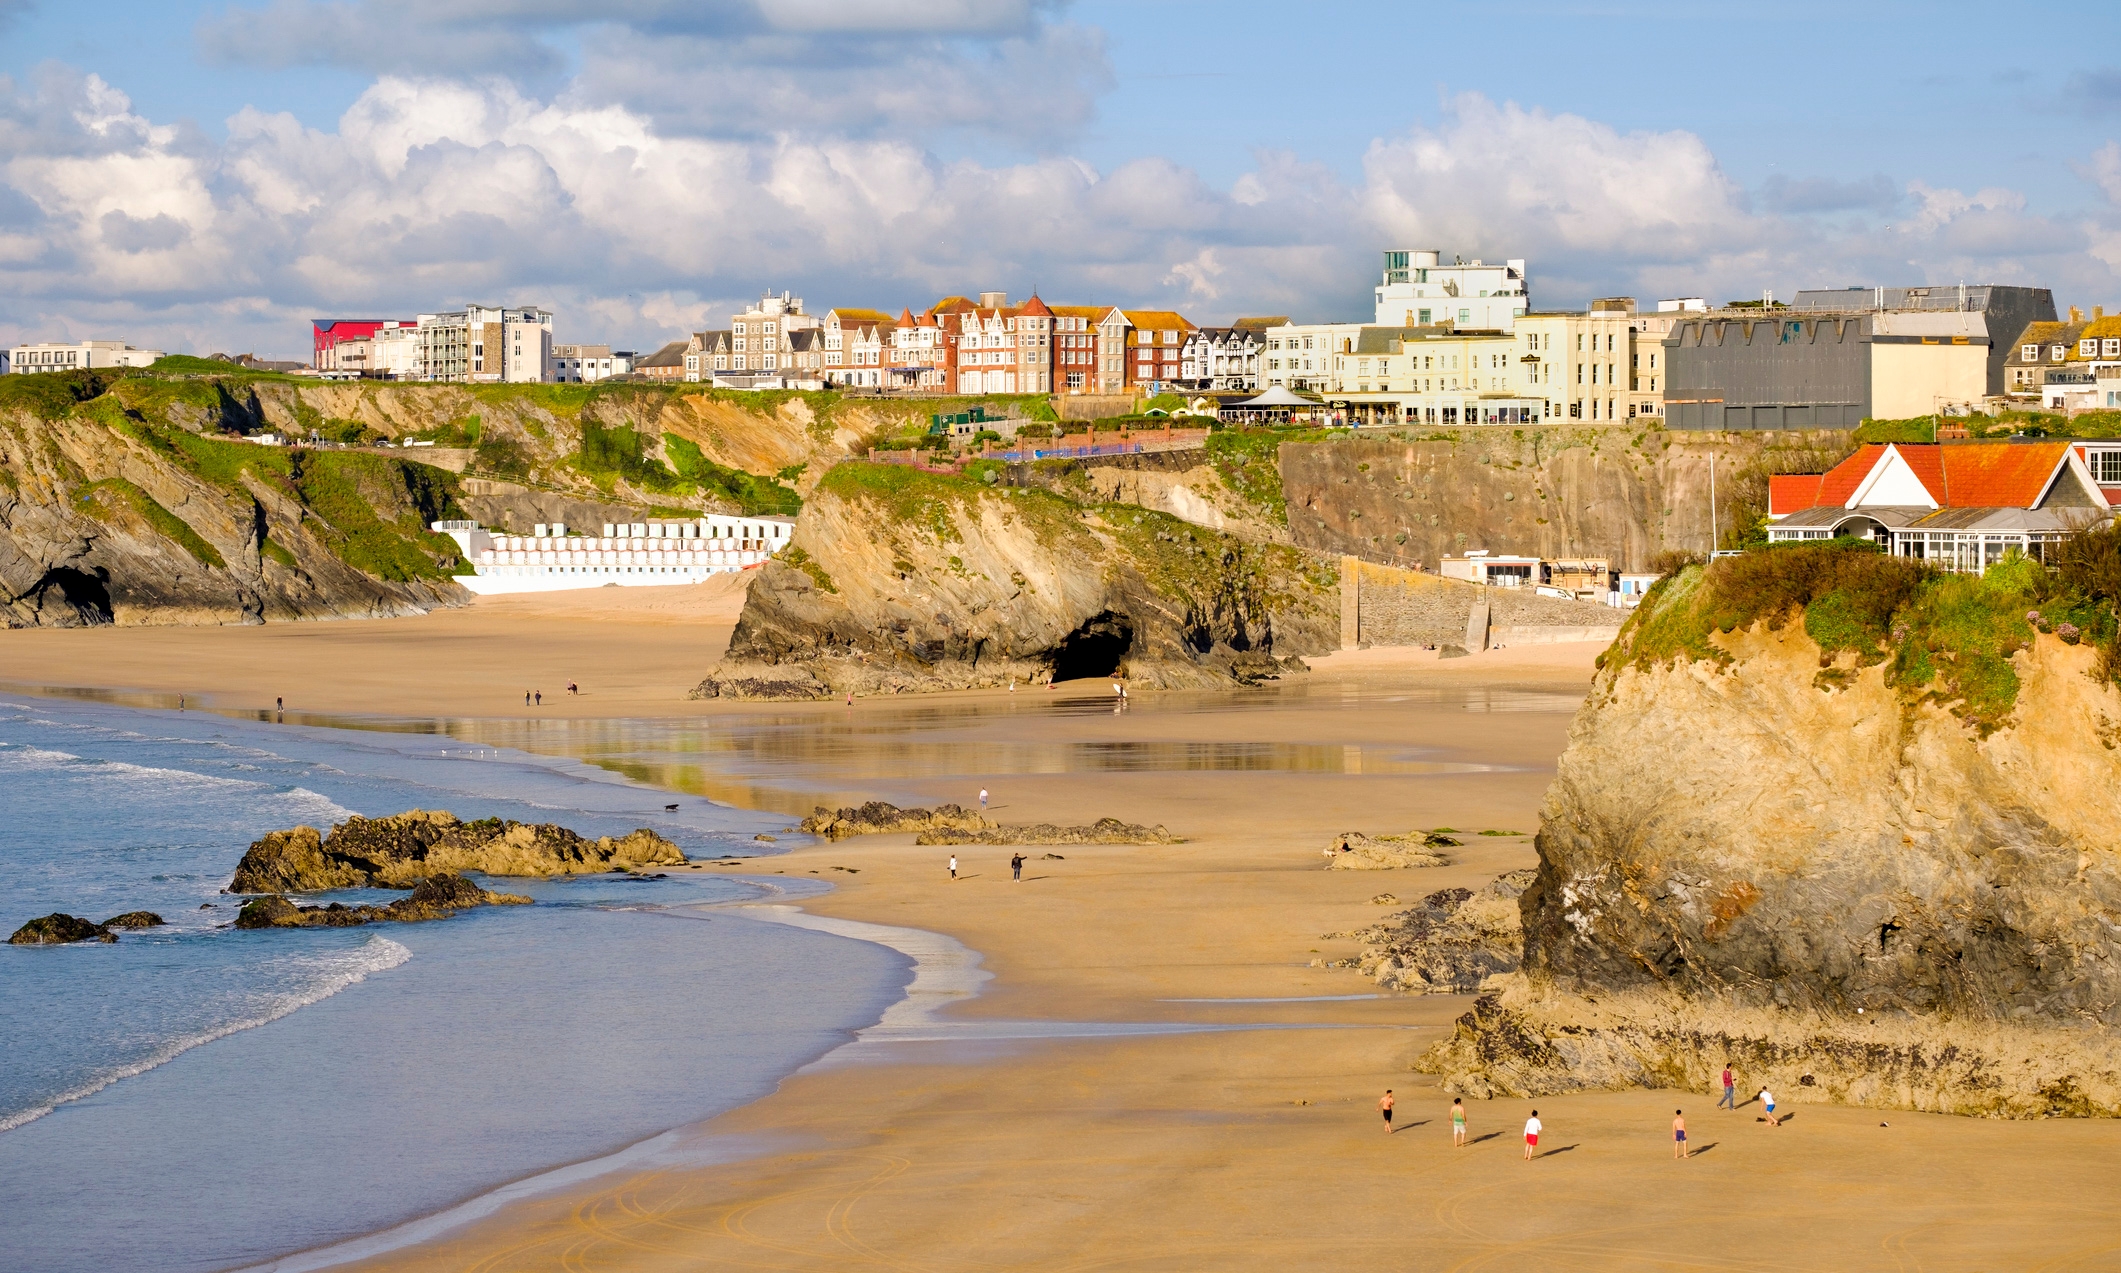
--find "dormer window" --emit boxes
[2053,345,2068,361]
[2082,339,2098,357]
[2024,344,2040,361]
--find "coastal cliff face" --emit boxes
[0,373,469,626]
[1423,547,2121,1116]
[696,463,1339,697]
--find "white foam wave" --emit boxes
[0,935,412,1134]
[0,745,359,824]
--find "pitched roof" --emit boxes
[635,340,687,369]
[1117,310,1196,332]
[1231,316,1289,331]
[1777,441,2079,516]
[1768,473,1825,516]
[1018,294,1052,317]
[2083,315,2121,341]
[1048,304,1112,320]
[826,307,892,324]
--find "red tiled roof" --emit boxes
[1937,441,2072,508]
[1768,474,1825,515]
[1018,294,1052,316]
[1814,444,1886,508]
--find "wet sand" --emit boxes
[9,599,2121,1270]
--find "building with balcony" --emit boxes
[1373,250,1530,332]
[8,340,165,373]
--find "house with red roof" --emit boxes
[1766,440,2113,571]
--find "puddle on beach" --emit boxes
[7,680,1581,817]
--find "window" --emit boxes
[2082,339,2098,357]
[2106,339,2120,358]
[2052,345,2067,361]
[763,322,777,335]
[1458,309,1470,323]
[2095,451,2121,484]
[1576,334,1584,351]
[2025,344,2041,361]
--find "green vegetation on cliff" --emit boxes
[76,478,226,568]
[1607,541,2121,733]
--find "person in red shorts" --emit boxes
[1523,1110,1542,1160]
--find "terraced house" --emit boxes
[2008,308,2121,414]
[820,308,895,388]
[936,292,1057,394]
[1108,309,1196,392]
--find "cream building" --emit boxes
[417,306,553,382]
[1867,312,1991,418]
[8,340,164,372]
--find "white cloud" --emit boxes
[0,71,2114,360]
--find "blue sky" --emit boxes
[2,0,2118,359]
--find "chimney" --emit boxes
[2098,306,2107,321]
[2071,306,2084,322]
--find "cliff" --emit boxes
[0,371,479,626]
[227,810,686,891]
[694,462,1339,697]
[1422,543,2121,1116]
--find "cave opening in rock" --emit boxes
[35,567,113,626]
[1049,611,1133,682]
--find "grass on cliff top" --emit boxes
[1605,540,2121,734]
[75,478,226,568]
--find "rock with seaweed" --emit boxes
[227,810,685,892]
[235,872,531,930]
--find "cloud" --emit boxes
[2063,68,2121,118]
[1756,173,1901,215]
[0,73,2115,360]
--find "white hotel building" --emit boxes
[434,515,794,595]
[8,340,165,372]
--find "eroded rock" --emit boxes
[8,914,113,945]
[235,872,531,929]
[1323,829,1456,870]
[228,811,686,892]
[798,802,995,841]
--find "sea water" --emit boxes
[0,696,911,1273]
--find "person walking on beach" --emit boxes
[525,690,532,707]
[1380,1090,1395,1133]
[1759,1088,1779,1127]
[1011,853,1025,881]
[1673,1109,1689,1159]
[1523,1110,1542,1160]
[979,788,989,811]
[276,696,283,713]
[534,690,541,707]
[948,854,958,881]
[1718,1063,1737,1110]
[1452,1098,1467,1147]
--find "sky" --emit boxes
[2,0,2120,361]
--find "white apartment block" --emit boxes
[718,291,822,385]
[553,344,630,383]
[1373,250,1530,332]
[318,321,421,380]
[417,305,553,383]
[1260,323,1367,392]
[8,340,164,373]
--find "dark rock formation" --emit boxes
[9,914,114,944]
[916,817,1182,846]
[100,911,165,929]
[1332,871,1533,993]
[798,802,995,841]
[693,466,1337,697]
[235,872,531,929]
[1323,829,1457,870]
[228,810,686,892]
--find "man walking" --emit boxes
[948,854,958,881]
[1673,1109,1689,1159]
[1380,1090,1395,1134]
[1523,1110,1542,1160]
[1010,853,1025,881]
[1718,1063,1737,1110]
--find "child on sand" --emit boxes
[948,854,958,881]
[1523,1111,1542,1160]
[1759,1088,1779,1126]
[1452,1098,1467,1147]
[1380,1090,1395,1133]
[1673,1109,1689,1158]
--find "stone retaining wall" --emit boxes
[1339,556,1622,650]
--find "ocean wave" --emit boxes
[0,935,412,1135]
[0,745,358,824]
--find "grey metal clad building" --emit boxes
[1793,285,2056,396]
[1663,313,1871,430]
[1663,284,2056,431]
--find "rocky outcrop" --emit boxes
[915,817,1181,846]
[1425,549,2121,1115]
[693,464,1338,698]
[8,910,169,944]
[99,911,165,929]
[1324,830,1457,870]
[9,914,116,944]
[235,872,531,929]
[1328,871,1533,993]
[227,811,686,892]
[798,803,995,841]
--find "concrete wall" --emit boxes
[1871,341,1989,418]
[1338,556,1619,649]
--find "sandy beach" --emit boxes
[9,592,2121,1270]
